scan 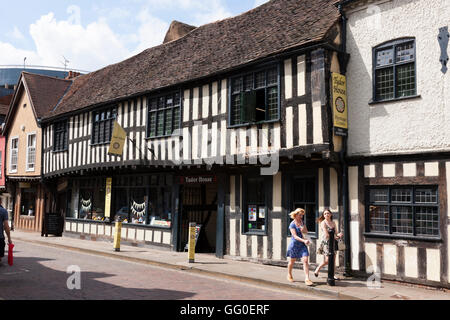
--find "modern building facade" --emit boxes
[342,0,450,288]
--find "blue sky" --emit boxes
[0,0,269,72]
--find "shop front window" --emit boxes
[79,189,93,219]
[243,177,267,233]
[21,188,36,216]
[77,178,106,220]
[148,185,172,228]
[130,188,146,224]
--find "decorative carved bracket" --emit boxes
[438,26,449,74]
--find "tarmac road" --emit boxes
[0,240,331,300]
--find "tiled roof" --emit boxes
[22,72,72,119]
[47,0,340,120]
[0,94,13,116]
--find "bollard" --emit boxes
[327,228,336,286]
[188,222,196,263]
[113,220,122,252]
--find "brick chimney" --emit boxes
[163,20,196,44]
[65,71,81,80]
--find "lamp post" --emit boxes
[327,228,336,286]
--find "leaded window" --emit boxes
[147,92,181,138]
[373,39,416,101]
[367,186,439,238]
[229,65,279,126]
[92,107,117,145]
[53,120,68,152]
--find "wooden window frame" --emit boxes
[9,136,19,174]
[228,63,281,128]
[146,91,182,140]
[365,185,441,241]
[91,106,117,146]
[53,119,69,152]
[372,38,418,103]
[25,132,36,172]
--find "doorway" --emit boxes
[180,182,218,253]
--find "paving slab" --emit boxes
[9,229,450,300]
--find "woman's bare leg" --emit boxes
[287,258,296,280]
[302,256,311,281]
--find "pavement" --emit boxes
[8,229,450,300]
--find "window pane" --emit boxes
[369,205,389,233]
[267,68,278,85]
[255,71,265,88]
[231,94,241,125]
[304,203,316,232]
[396,63,416,98]
[149,98,157,111]
[158,97,165,109]
[166,95,174,108]
[173,107,180,130]
[376,67,394,100]
[157,111,164,136]
[149,112,157,137]
[79,189,93,219]
[267,86,278,120]
[376,47,394,67]
[392,206,413,234]
[247,178,265,203]
[415,188,437,204]
[415,206,439,236]
[244,75,253,91]
[165,108,173,135]
[396,42,414,63]
[370,189,388,202]
[232,77,243,94]
[391,189,412,203]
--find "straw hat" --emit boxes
[289,208,305,219]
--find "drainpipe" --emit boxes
[337,2,352,276]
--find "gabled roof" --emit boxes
[3,72,72,133]
[45,0,340,121]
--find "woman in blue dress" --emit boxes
[286,208,313,286]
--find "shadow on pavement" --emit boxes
[0,256,197,300]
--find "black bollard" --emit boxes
[327,228,336,286]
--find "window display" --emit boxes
[21,187,36,216]
[243,177,266,232]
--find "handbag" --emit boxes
[337,238,346,251]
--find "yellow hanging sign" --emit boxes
[331,73,348,136]
[108,121,127,156]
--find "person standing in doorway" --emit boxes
[286,208,313,286]
[0,199,12,266]
[314,209,343,279]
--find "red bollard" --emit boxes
[8,243,14,266]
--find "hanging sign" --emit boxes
[331,72,348,136]
[108,121,127,156]
[105,177,112,218]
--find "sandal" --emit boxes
[305,279,314,286]
[287,275,294,282]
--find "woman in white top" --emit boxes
[313,209,343,279]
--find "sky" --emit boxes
[0,0,269,72]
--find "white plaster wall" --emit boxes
[346,0,450,156]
